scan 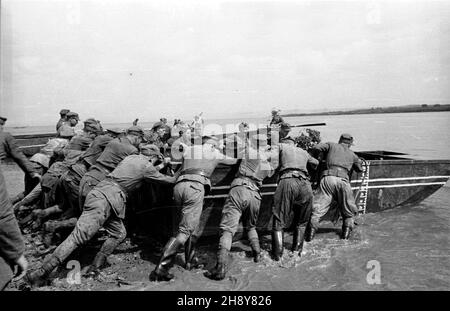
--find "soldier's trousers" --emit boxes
[52,188,127,262]
[78,167,107,210]
[272,177,313,231]
[219,185,261,251]
[310,175,358,230]
[60,170,83,218]
[0,167,24,290]
[173,181,205,244]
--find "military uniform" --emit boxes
[27,151,175,285]
[41,133,94,211]
[271,138,318,260]
[270,115,284,126]
[60,134,113,214]
[78,136,138,208]
[308,134,363,240]
[56,109,70,131]
[151,142,236,281]
[207,142,277,280]
[0,130,37,289]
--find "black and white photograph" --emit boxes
[0,0,449,297]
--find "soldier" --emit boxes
[78,126,143,209]
[56,109,70,131]
[57,112,79,138]
[205,134,278,280]
[10,153,50,206]
[150,135,236,282]
[59,127,121,216]
[31,119,101,226]
[10,129,74,212]
[25,144,175,286]
[44,128,122,235]
[0,116,41,290]
[270,135,319,260]
[269,108,284,126]
[306,133,363,241]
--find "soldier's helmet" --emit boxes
[127,125,144,137]
[339,133,354,145]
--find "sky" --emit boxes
[0,0,449,126]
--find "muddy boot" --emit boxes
[25,255,60,287]
[150,237,182,282]
[249,238,262,263]
[204,247,229,281]
[271,230,284,261]
[304,222,316,242]
[184,236,199,270]
[85,236,123,277]
[291,226,305,256]
[341,226,352,240]
[84,252,107,277]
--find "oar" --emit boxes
[289,122,326,128]
[209,122,327,139]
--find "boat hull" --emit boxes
[13,133,55,157]
[132,158,450,238]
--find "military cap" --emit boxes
[140,144,163,158]
[0,116,7,124]
[59,109,70,115]
[151,121,164,131]
[30,153,50,169]
[83,119,103,134]
[66,111,80,120]
[339,133,354,145]
[106,127,125,135]
[271,107,281,113]
[127,125,144,136]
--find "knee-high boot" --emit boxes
[150,237,183,282]
[85,236,123,277]
[341,217,354,240]
[304,221,316,242]
[291,226,306,256]
[249,238,261,263]
[204,247,229,281]
[271,230,284,261]
[185,236,199,270]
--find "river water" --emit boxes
[4,111,450,290]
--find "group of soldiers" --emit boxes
[0,108,362,289]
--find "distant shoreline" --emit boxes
[282,104,450,117]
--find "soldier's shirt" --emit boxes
[56,118,65,131]
[270,115,284,126]
[177,144,237,187]
[108,154,176,196]
[275,142,318,177]
[79,134,114,167]
[313,142,362,172]
[237,146,278,187]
